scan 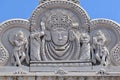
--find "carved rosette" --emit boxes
[111,42,120,65]
[0,19,30,66]
[0,42,9,66]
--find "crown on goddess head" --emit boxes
[47,12,73,30]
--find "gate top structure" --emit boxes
[0,0,120,78]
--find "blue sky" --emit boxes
[0,0,120,24]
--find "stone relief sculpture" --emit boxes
[30,22,45,61]
[10,31,28,66]
[80,32,90,60]
[30,11,81,61]
[0,0,120,80]
[92,30,110,66]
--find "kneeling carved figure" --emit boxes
[92,30,110,66]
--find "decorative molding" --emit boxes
[96,68,109,75]
[55,68,67,75]
[0,19,30,33]
[13,68,28,74]
[30,0,90,30]
[39,0,80,5]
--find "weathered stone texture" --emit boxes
[0,0,120,80]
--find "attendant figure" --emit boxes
[92,30,109,66]
[13,31,28,66]
[30,22,45,61]
[80,33,90,60]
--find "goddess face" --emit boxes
[51,28,68,46]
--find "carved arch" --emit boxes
[0,19,30,66]
[30,0,90,31]
[90,19,120,65]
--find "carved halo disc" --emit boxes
[30,0,90,31]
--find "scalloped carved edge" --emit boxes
[0,19,30,33]
[29,0,90,29]
[39,0,80,4]
[90,19,120,32]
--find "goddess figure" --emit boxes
[41,12,81,61]
[13,31,28,66]
[30,11,81,61]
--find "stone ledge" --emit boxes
[0,66,120,76]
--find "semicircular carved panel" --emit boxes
[0,19,30,66]
[30,1,91,62]
[30,0,90,31]
[90,19,120,66]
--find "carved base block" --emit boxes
[0,66,120,80]
[1,66,120,76]
[30,61,92,72]
[0,77,35,80]
[0,76,120,80]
